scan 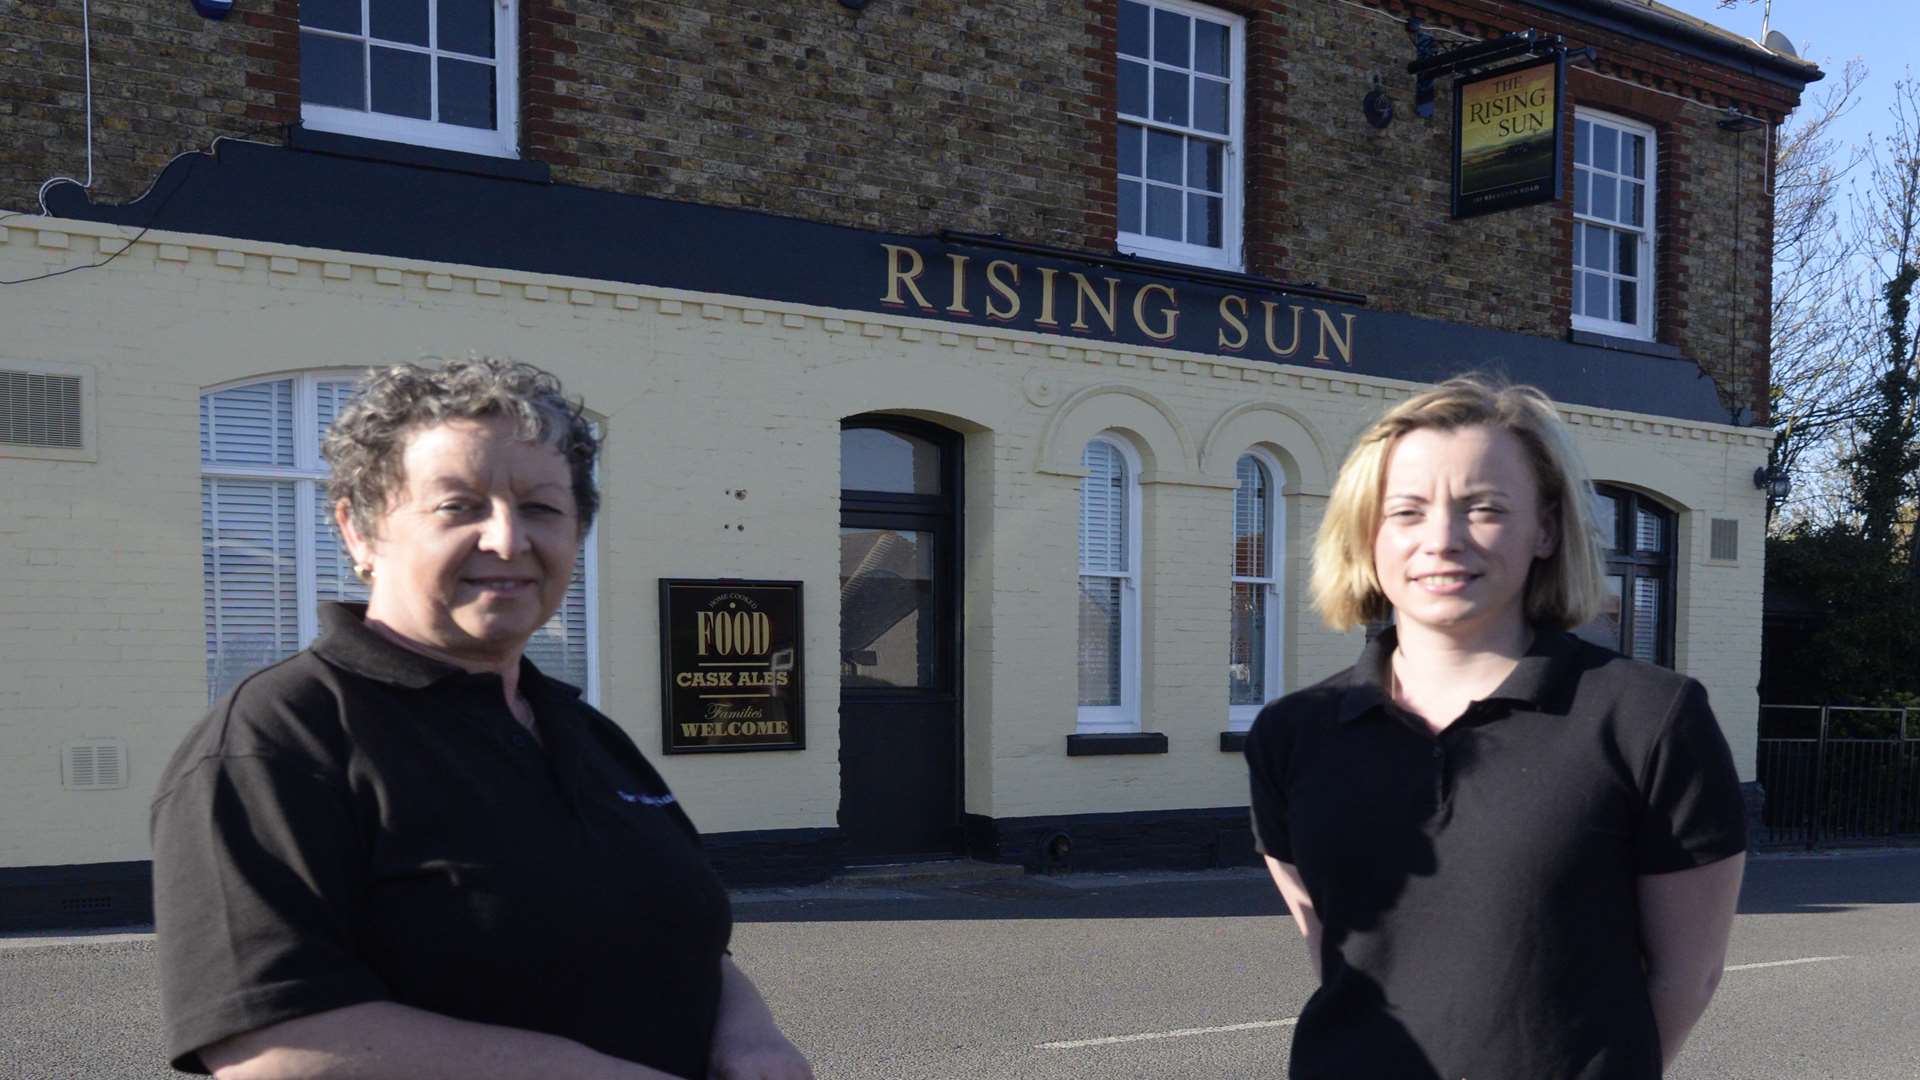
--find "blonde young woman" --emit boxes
[1245,377,1746,1079]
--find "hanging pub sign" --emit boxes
[659,579,805,753]
[1452,54,1565,218]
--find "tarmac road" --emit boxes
[3,849,1917,1079]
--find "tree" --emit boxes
[1763,59,1871,527]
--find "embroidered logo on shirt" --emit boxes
[616,789,676,807]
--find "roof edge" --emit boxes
[1530,0,1824,91]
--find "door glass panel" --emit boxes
[840,528,937,688]
[1229,582,1266,706]
[1572,574,1624,652]
[841,428,941,495]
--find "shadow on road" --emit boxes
[734,873,1293,924]
[1736,850,1920,915]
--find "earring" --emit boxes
[354,563,375,581]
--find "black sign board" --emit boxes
[1452,55,1565,218]
[659,579,804,754]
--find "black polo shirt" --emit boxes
[151,603,731,1077]
[1245,627,1746,1080]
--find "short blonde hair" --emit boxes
[1309,376,1608,633]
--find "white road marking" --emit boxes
[1037,956,1853,1051]
[1037,1018,1299,1050]
[1724,955,1851,972]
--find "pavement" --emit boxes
[4,848,1918,1079]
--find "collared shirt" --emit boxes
[1245,627,1746,1080]
[151,604,731,1077]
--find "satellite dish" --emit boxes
[1764,29,1798,58]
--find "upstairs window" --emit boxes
[1116,0,1245,270]
[300,0,519,157]
[1573,110,1656,339]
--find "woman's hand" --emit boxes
[708,958,814,1080]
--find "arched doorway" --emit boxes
[838,415,963,860]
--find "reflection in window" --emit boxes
[838,528,936,688]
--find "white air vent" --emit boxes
[61,739,127,790]
[1,369,84,448]
[1710,518,1740,562]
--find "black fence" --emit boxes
[1756,705,1920,848]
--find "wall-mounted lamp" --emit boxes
[1753,465,1791,500]
[1717,107,1766,133]
[190,0,234,18]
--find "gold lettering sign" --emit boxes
[661,580,805,754]
[874,244,1360,367]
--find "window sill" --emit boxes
[1219,730,1248,753]
[287,126,551,184]
[1066,732,1169,756]
[1568,329,1684,361]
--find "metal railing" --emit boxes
[1756,705,1920,848]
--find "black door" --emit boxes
[838,417,962,860]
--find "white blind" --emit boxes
[523,554,591,691]
[202,379,295,467]
[1079,440,1129,573]
[203,477,301,699]
[1232,454,1268,578]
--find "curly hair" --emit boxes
[322,357,601,544]
[1309,375,1609,633]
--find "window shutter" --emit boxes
[1079,441,1128,573]
[202,379,295,467]
[1233,455,1267,577]
[523,556,590,690]
[203,477,302,700]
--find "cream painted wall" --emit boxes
[0,219,1772,868]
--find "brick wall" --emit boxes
[2,1,1804,421]
[0,0,296,209]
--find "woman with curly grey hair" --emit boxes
[151,358,813,1080]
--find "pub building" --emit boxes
[0,0,1819,926]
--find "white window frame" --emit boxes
[1077,434,1143,734]
[1572,108,1656,340]
[1228,450,1284,731]
[198,371,597,703]
[300,0,520,158]
[1115,0,1246,271]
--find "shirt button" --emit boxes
[509,732,531,749]
[1431,745,1444,760]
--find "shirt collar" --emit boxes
[311,602,582,702]
[1337,623,1579,724]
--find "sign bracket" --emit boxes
[1405,21,1595,119]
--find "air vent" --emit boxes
[61,739,127,790]
[1710,518,1740,562]
[1,369,84,448]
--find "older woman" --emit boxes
[1245,377,1747,1079]
[151,359,812,1080]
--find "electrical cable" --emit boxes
[5,133,279,287]
[35,0,94,213]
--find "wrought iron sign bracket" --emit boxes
[1404,21,1594,119]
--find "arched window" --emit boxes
[1078,435,1141,732]
[1574,484,1674,665]
[1229,451,1284,729]
[199,373,596,702]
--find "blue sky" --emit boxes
[1655,0,1915,154]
